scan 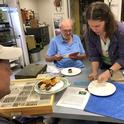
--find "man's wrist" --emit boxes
[108,68,114,77]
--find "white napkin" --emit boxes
[46,63,60,74]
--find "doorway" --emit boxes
[69,0,104,51]
[70,0,104,39]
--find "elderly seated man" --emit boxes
[46,19,86,68]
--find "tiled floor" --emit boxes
[39,45,48,62]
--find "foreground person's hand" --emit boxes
[97,70,111,83]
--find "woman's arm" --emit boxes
[88,61,100,80]
[91,61,100,74]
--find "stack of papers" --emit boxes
[46,64,60,73]
[57,87,90,110]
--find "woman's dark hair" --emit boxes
[85,2,117,37]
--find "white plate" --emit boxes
[61,67,81,76]
[34,78,70,94]
[88,80,116,96]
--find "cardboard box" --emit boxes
[31,19,39,28]
[26,35,36,50]
[0,79,54,118]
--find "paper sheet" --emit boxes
[57,87,90,110]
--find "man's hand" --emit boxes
[69,55,79,60]
[69,52,79,59]
[54,54,63,61]
[69,52,86,60]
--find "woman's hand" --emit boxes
[97,70,111,83]
[89,61,99,81]
[88,72,98,81]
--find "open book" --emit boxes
[57,87,90,110]
[62,52,79,58]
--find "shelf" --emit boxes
[26,26,50,48]
[0,4,8,7]
[0,22,9,25]
[0,41,16,46]
[0,28,10,32]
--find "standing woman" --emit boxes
[85,2,124,82]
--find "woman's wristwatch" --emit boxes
[108,68,114,77]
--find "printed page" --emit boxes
[57,87,90,110]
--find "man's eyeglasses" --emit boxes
[62,29,72,33]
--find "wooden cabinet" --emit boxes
[26,26,50,48]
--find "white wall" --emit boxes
[0,0,3,4]
[104,0,122,21]
[18,0,69,39]
[18,0,65,38]
[37,0,68,38]
[37,0,54,38]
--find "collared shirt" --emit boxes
[47,34,85,68]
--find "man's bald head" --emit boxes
[60,19,73,41]
[60,19,73,29]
